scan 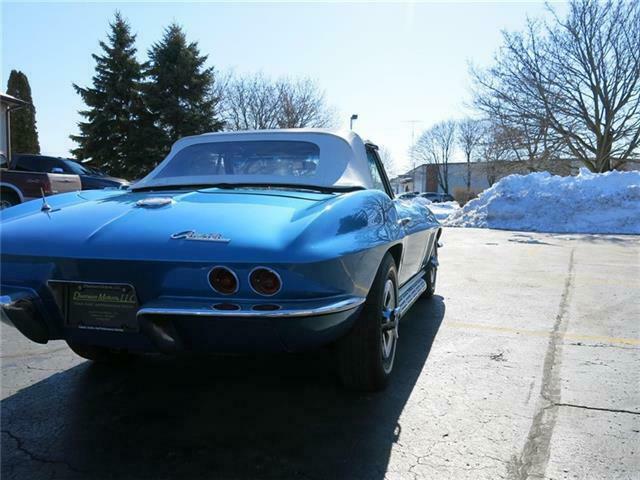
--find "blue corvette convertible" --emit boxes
[0,129,441,391]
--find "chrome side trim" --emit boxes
[137,296,366,319]
[397,272,427,319]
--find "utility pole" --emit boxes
[403,120,421,192]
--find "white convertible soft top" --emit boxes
[133,129,375,190]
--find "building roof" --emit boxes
[0,92,28,107]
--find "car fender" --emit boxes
[289,189,405,295]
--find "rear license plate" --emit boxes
[64,283,139,332]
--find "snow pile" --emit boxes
[445,169,640,234]
[401,196,461,221]
[427,201,461,221]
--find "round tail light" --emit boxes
[249,267,282,296]
[209,266,238,295]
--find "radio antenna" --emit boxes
[40,188,53,213]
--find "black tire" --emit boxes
[423,243,438,299]
[0,189,20,210]
[66,341,133,363]
[337,253,399,392]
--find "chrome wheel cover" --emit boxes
[380,278,398,373]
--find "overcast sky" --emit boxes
[2,1,565,170]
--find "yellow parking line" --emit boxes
[446,322,640,346]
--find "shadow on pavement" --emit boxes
[1,296,445,480]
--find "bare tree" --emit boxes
[479,122,518,186]
[220,72,335,131]
[491,110,560,171]
[277,78,335,128]
[473,0,640,172]
[377,146,400,178]
[220,73,280,130]
[414,120,457,193]
[457,118,485,192]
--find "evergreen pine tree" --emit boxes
[145,23,223,156]
[6,70,40,154]
[70,12,157,178]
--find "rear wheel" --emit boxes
[0,189,20,210]
[66,341,133,363]
[337,253,398,392]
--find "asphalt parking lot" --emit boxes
[1,227,639,480]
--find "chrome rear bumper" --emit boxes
[137,296,366,319]
[135,297,367,353]
[1,288,366,352]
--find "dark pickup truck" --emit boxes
[0,155,81,210]
[14,155,129,191]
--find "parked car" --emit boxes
[420,192,454,203]
[14,154,129,190]
[0,154,81,210]
[0,130,442,391]
[398,191,420,199]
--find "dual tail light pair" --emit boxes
[209,266,281,296]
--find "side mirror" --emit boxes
[51,167,64,174]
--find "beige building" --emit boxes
[388,158,637,197]
[0,92,27,165]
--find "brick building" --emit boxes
[388,158,616,197]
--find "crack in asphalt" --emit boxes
[1,429,84,476]
[567,342,637,350]
[507,248,575,480]
[553,403,640,416]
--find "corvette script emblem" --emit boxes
[170,230,230,243]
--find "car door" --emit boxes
[393,201,435,284]
[365,146,434,285]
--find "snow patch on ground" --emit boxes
[445,169,640,234]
